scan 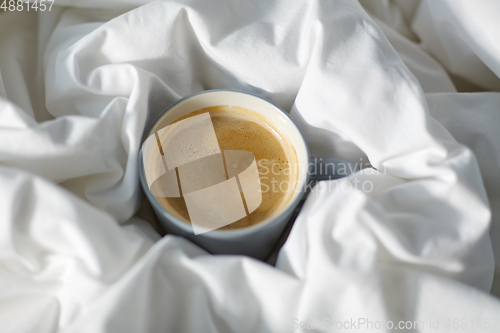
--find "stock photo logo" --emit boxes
[143,113,262,235]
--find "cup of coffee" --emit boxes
[139,90,355,259]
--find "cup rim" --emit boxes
[138,89,310,239]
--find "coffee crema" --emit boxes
[149,105,298,230]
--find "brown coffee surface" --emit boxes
[153,105,297,230]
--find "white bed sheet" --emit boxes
[1,0,500,332]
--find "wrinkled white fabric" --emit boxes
[1,0,500,332]
[426,92,500,296]
[413,0,500,91]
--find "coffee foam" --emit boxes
[149,105,298,230]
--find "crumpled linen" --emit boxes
[1,0,500,332]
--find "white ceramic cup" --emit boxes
[138,90,310,259]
